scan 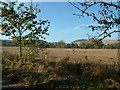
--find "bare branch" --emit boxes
[69,1,119,40]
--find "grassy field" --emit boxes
[2,47,120,89]
[2,47,119,65]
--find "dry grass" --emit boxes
[2,47,120,89]
[47,48,118,65]
[2,47,118,65]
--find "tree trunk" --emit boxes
[118,1,120,71]
[19,41,22,58]
[19,30,22,59]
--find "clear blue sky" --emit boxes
[0,2,118,43]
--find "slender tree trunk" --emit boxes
[19,41,22,58]
[19,30,22,59]
[118,1,120,71]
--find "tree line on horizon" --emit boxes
[2,39,120,49]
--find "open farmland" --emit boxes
[2,47,119,65]
[2,47,120,89]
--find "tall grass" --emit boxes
[2,50,120,89]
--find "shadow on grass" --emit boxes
[2,59,120,89]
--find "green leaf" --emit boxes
[19,3,24,6]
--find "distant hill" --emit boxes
[1,39,48,46]
[73,39,120,45]
[72,39,88,45]
[1,40,18,46]
[73,39,87,42]
[102,40,120,45]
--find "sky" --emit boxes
[0,2,119,43]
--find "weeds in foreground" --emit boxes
[2,51,120,89]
